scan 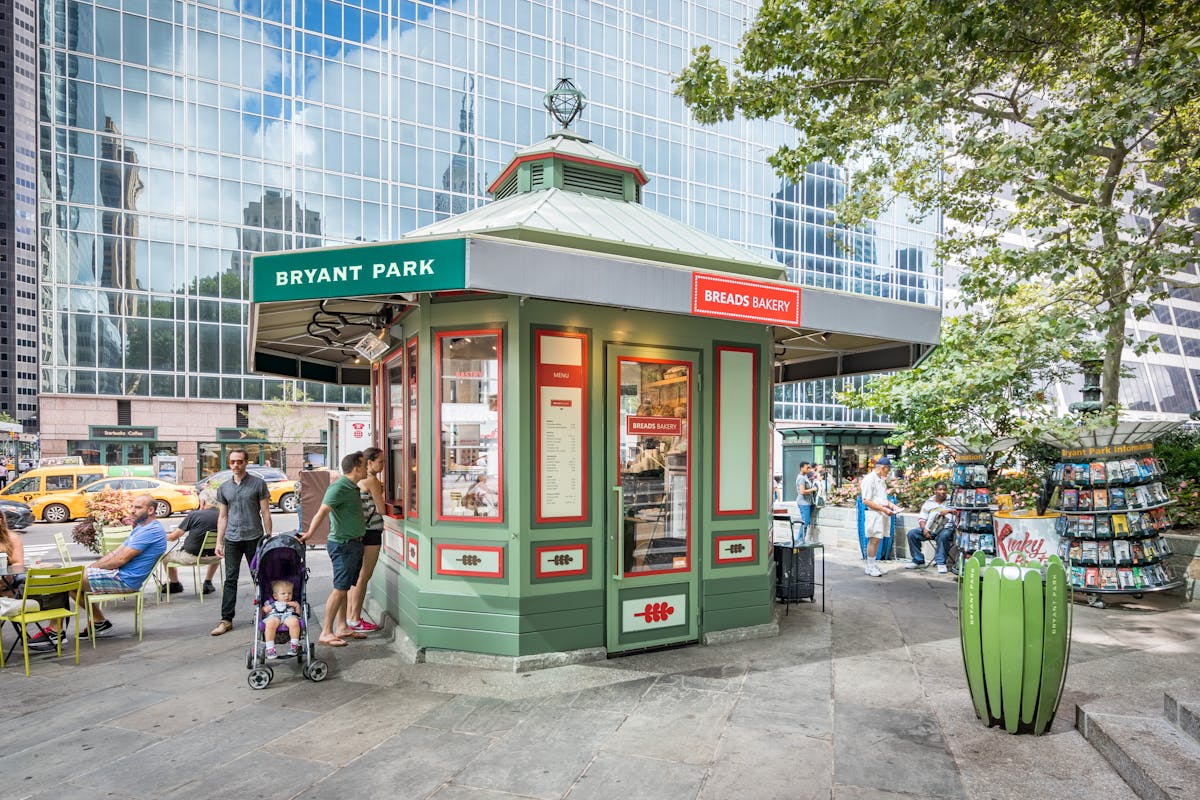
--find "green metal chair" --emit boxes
[0,566,85,676]
[161,531,220,603]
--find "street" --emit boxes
[15,511,303,565]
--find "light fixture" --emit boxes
[352,330,392,362]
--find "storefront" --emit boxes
[249,129,940,661]
[68,425,179,480]
[197,428,286,480]
[778,427,902,499]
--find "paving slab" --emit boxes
[566,752,706,800]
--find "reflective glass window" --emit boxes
[436,331,501,521]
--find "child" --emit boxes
[261,579,302,659]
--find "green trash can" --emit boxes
[959,552,1073,735]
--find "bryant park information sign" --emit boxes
[252,238,468,303]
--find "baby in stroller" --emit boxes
[246,532,328,689]
[261,579,301,659]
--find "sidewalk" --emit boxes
[2,545,1197,800]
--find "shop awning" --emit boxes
[248,234,940,386]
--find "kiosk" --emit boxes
[248,110,940,662]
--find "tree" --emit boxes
[837,290,1093,469]
[677,0,1200,417]
[248,382,321,465]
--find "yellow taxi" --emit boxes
[30,476,200,524]
[197,466,298,513]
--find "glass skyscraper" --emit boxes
[27,0,946,477]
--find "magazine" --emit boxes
[979,533,996,552]
[1069,565,1086,588]
[1078,515,1095,537]
[1109,487,1126,509]
[1097,541,1114,564]
[1117,567,1134,588]
[1063,489,1078,511]
[1100,567,1119,590]
[1090,461,1107,485]
[1112,539,1131,562]
[1081,540,1099,563]
[1095,516,1112,538]
[1111,513,1130,536]
[1085,567,1100,588]
[1069,540,1083,561]
[1092,489,1108,510]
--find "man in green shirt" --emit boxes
[300,451,367,647]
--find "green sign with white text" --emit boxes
[252,238,467,303]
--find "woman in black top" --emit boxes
[346,447,385,632]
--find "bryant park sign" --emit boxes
[252,237,467,303]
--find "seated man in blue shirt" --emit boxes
[30,493,167,648]
[904,482,958,574]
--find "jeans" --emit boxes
[220,536,262,622]
[794,503,812,544]
[907,527,953,565]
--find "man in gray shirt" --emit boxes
[210,449,272,635]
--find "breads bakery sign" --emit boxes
[691,273,801,326]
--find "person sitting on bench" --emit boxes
[905,482,958,574]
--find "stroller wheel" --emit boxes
[305,660,330,682]
[245,649,254,670]
[247,668,272,690]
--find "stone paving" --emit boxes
[3,544,1197,800]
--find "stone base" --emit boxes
[701,617,780,646]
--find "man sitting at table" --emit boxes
[29,494,167,649]
[162,490,221,596]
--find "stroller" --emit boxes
[245,532,329,689]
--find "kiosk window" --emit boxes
[384,347,405,511]
[407,337,418,518]
[436,330,501,521]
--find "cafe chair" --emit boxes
[101,528,166,606]
[161,531,220,603]
[85,551,168,647]
[0,566,85,677]
[54,532,74,565]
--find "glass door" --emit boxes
[606,345,699,653]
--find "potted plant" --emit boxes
[70,487,134,554]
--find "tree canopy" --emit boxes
[837,290,1093,469]
[677,0,1200,416]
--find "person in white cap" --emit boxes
[860,456,900,576]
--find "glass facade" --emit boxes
[35,0,942,425]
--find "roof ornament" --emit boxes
[543,78,586,130]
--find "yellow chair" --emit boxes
[100,527,166,605]
[0,566,85,677]
[54,532,74,564]
[85,551,168,647]
[161,531,220,603]
[100,526,132,555]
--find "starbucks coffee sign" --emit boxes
[252,237,467,303]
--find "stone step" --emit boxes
[1163,692,1200,747]
[1076,706,1200,800]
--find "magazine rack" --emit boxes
[1048,451,1183,608]
[949,455,996,567]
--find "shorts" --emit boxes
[865,512,890,539]
[362,528,382,547]
[86,567,138,594]
[327,539,364,591]
[169,550,217,565]
[265,610,300,626]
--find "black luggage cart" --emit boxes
[773,542,825,613]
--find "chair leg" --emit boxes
[87,599,97,648]
[20,620,30,677]
[136,593,144,641]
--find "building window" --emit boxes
[436,329,501,521]
[117,399,131,425]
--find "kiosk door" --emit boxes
[605,345,699,654]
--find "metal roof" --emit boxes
[406,188,785,280]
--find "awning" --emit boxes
[779,426,896,441]
[248,234,940,386]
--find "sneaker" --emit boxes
[160,581,185,596]
[265,647,278,660]
[202,580,215,594]
[287,642,299,656]
[865,564,882,577]
[26,629,61,651]
[904,562,928,570]
[348,619,380,633]
[936,564,949,574]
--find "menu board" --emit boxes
[536,330,588,522]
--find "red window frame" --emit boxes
[714,345,759,516]
[434,328,503,523]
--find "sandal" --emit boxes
[335,630,367,639]
[318,636,347,647]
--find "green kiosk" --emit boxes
[248,106,939,664]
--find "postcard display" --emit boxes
[951,456,996,560]
[1048,446,1182,608]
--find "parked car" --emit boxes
[0,465,108,506]
[0,498,34,530]
[196,466,298,513]
[29,476,199,524]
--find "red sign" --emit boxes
[627,416,684,436]
[995,516,1061,567]
[537,364,583,388]
[351,422,366,439]
[691,273,801,325]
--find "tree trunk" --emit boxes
[1100,312,1123,423]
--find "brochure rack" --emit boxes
[950,456,996,561]
[1048,451,1183,608]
